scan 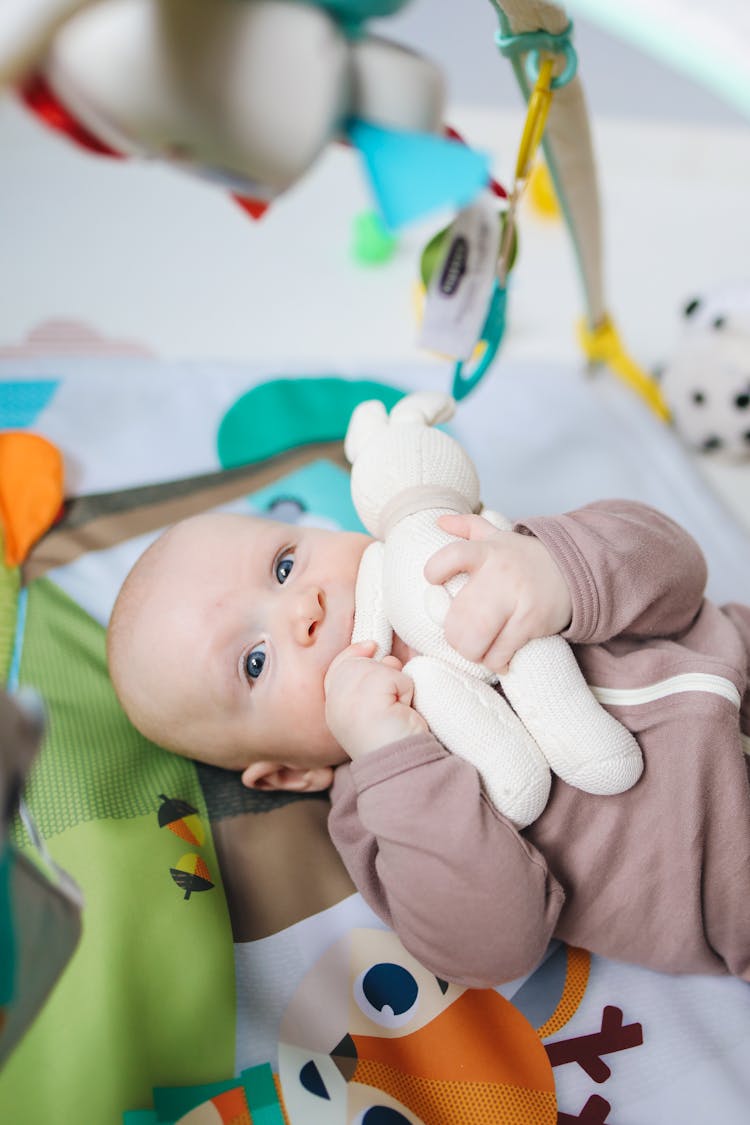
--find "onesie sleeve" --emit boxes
[515,499,708,644]
[328,732,565,988]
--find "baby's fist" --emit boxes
[324,642,428,759]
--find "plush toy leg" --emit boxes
[501,637,644,795]
[404,655,551,828]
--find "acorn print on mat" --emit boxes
[169,854,214,901]
[158,795,214,899]
[157,794,205,847]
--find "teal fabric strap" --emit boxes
[0,847,15,1006]
[6,586,27,694]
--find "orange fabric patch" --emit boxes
[352,988,556,1122]
[354,989,554,1088]
[0,432,64,566]
[272,1075,291,1125]
[353,1063,557,1125]
[212,1086,251,1124]
[536,947,591,1040]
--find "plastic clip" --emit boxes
[496,56,554,285]
[452,281,507,401]
[514,57,554,186]
[495,20,577,90]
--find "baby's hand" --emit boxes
[424,513,573,674]
[324,641,428,759]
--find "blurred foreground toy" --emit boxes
[9,0,491,231]
[3,0,679,417]
[346,391,643,828]
[659,281,750,459]
[0,686,82,1067]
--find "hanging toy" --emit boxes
[415,57,558,402]
[13,0,492,232]
[417,204,517,401]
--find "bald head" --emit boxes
[107,524,194,753]
[106,512,318,767]
[107,510,367,781]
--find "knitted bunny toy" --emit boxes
[345,391,643,828]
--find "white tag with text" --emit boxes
[418,194,500,360]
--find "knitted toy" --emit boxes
[345,391,643,828]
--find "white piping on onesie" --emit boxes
[590,672,741,709]
[589,673,750,756]
[589,670,746,760]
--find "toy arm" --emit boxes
[480,506,643,795]
[351,540,392,660]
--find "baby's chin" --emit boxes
[291,720,348,768]
[320,741,349,768]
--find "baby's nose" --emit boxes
[293,587,325,645]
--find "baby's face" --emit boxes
[132,513,371,768]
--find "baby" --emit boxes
[108,499,750,987]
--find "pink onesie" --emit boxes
[328,500,750,987]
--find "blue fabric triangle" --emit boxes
[0,380,59,429]
[348,119,490,230]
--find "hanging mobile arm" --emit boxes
[493,2,603,331]
[491,0,669,419]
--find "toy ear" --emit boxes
[390,391,456,428]
[344,398,389,464]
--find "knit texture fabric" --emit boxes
[348,392,643,826]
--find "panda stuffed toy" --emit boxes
[659,281,750,459]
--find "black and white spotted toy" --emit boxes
[659,281,750,459]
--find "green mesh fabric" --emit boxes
[14,578,194,840]
[195,759,328,821]
[0,539,19,685]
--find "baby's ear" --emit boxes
[241,761,334,792]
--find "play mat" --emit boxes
[1,345,749,1125]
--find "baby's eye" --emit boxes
[244,644,267,682]
[275,552,294,584]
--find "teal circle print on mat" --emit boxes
[217,377,404,469]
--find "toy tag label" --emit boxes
[418,194,500,360]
